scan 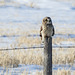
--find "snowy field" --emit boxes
[0,0,75,75]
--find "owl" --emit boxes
[40,17,55,41]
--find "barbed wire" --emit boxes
[0,45,75,51]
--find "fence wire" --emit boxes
[0,45,75,51]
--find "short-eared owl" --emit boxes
[40,17,55,41]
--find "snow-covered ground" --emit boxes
[0,0,75,31]
[0,0,75,48]
[0,64,43,75]
[0,0,75,74]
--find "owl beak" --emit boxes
[47,22,52,24]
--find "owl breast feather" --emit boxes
[43,26,53,37]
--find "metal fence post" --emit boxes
[44,37,52,75]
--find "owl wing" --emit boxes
[52,26,55,36]
[40,26,43,39]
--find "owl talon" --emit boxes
[44,36,48,38]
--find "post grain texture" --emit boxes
[44,37,52,75]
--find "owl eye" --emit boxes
[49,20,51,22]
[45,19,47,21]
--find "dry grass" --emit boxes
[55,69,71,75]
[0,48,75,67]
[0,51,19,68]
[16,37,41,47]
[0,28,29,36]
[0,49,43,67]
[0,25,39,36]
[16,36,75,47]
[53,48,75,65]
[0,0,5,6]
[53,37,75,45]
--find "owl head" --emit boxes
[42,17,52,25]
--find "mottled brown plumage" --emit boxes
[40,17,55,41]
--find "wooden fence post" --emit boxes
[44,37,52,75]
